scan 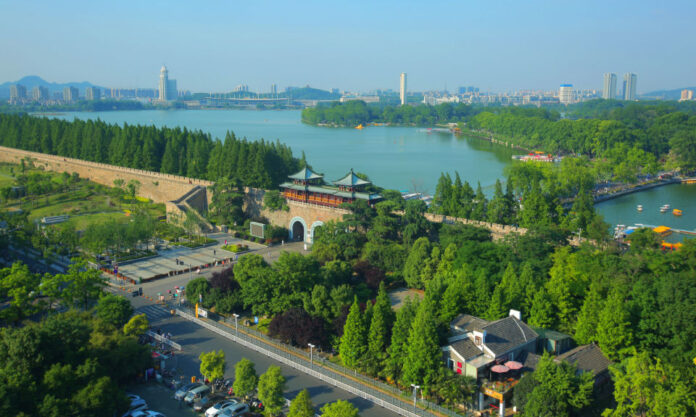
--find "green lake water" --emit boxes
[48,109,695,232]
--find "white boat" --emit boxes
[660,206,668,213]
[637,205,643,212]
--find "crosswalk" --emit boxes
[137,304,171,322]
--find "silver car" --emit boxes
[174,382,202,401]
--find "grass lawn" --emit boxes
[64,212,131,230]
[0,173,15,188]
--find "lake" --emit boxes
[49,109,515,194]
[48,109,695,232]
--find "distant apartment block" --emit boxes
[602,73,617,99]
[85,87,101,101]
[63,86,79,102]
[9,84,27,102]
[158,65,178,101]
[270,84,278,95]
[680,89,694,101]
[623,73,637,100]
[558,84,574,104]
[31,86,49,102]
[400,72,407,106]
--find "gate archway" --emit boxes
[289,216,308,242]
[310,221,325,243]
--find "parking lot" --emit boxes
[128,383,198,417]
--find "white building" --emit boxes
[558,84,574,104]
[159,65,178,102]
[623,73,637,101]
[63,86,79,102]
[602,73,617,99]
[400,72,407,106]
[85,87,101,101]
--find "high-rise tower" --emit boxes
[602,73,617,99]
[623,73,637,101]
[400,73,407,106]
[559,84,574,104]
[159,65,169,102]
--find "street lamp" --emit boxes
[233,313,239,335]
[308,343,315,367]
[410,384,420,410]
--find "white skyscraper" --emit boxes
[602,73,617,99]
[400,73,407,106]
[159,65,169,102]
[623,73,637,101]
[559,84,574,104]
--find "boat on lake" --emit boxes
[673,209,683,216]
[637,205,643,212]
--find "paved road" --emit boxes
[112,288,399,417]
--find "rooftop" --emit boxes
[280,182,381,201]
[555,344,611,376]
[333,169,371,187]
[288,167,323,181]
[482,316,538,357]
[450,338,483,362]
[451,314,490,334]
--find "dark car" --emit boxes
[193,393,228,413]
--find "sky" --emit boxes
[1,0,695,94]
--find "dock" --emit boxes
[682,177,696,184]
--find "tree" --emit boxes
[57,258,105,309]
[123,313,149,337]
[402,299,441,389]
[96,293,134,328]
[574,282,603,344]
[365,282,395,375]
[233,358,258,399]
[257,365,286,416]
[339,297,366,368]
[403,237,431,289]
[596,290,633,361]
[125,179,141,198]
[287,389,315,417]
[603,351,696,417]
[319,400,360,417]
[528,286,555,328]
[0,262,41,323]
[268,307,327,348]
[199,350,226,388]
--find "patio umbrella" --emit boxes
[504,361,523,370]
[491,365,510,373]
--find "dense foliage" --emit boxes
[302,100,481,126]
[0,113,301,188]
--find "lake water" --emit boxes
[49,109,694,232]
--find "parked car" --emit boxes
[175,382,202,401]
[219,403,250,417]
[120,394,148,417]
[185,385,212,405]
[205,400,239,417]
[130,411,166,417]
[193,393,228,413]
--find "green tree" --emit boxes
[319,400,360,417]
[123,313,149,337]
[257,365,286,416]
[287,389,315,417]
[574,282,603,344]
[0,262,41,323]
[403,237,431,289]
[528,286,555,328]
[96,293,134,328]
[402,299,441,389]
[385,298,419,381]
[57,259,106,309]
[339,297,367,368]
[233,358,258,399]
[365,282,395,375]
[199,350,226,389]
[596,290,634,361]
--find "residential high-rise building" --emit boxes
[270,84,277,95]
[623,73,637,100]
[400,72,407,106]
[602,73,617,99]
[9,84,26,102]
[680,89,694,101]
[559,84,574,104]
[85,87,101,101]
[155,65,178,101]
[63,86,79,102]
[31,86,49,102]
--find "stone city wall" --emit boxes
[0,146,213,204]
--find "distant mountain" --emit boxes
[0,76,105,98]
[283,86,340,100]
[640,87,696,101]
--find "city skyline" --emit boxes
[1,0,694,93]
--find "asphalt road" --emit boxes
[113,288,400,417]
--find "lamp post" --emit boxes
[410,384,420,410]
[308,343,315,367]
[233,313,239,335]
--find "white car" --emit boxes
[121,395,147,417]
[205,400,239,417]
[130,411,166,417]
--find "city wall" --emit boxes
[0,146,213,205]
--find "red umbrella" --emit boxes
[491,365,510,373]
[505,361,523,370]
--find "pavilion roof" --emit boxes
[333,169,371,187]
[280,182,381,201]
[289,167,323,181]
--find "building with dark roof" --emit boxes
[280,167,382,208]
[443,312,538,380]
[555,344,612,390]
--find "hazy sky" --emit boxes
[1,0,694,93]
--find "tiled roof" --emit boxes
[451,314,490,333]
[280,182,381,201]
[450,338,483,361]
[555,344,611,376]
[288,167,323,181]
[520,351,542,372]
[333,169,371,187]
[482,316,538,357]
